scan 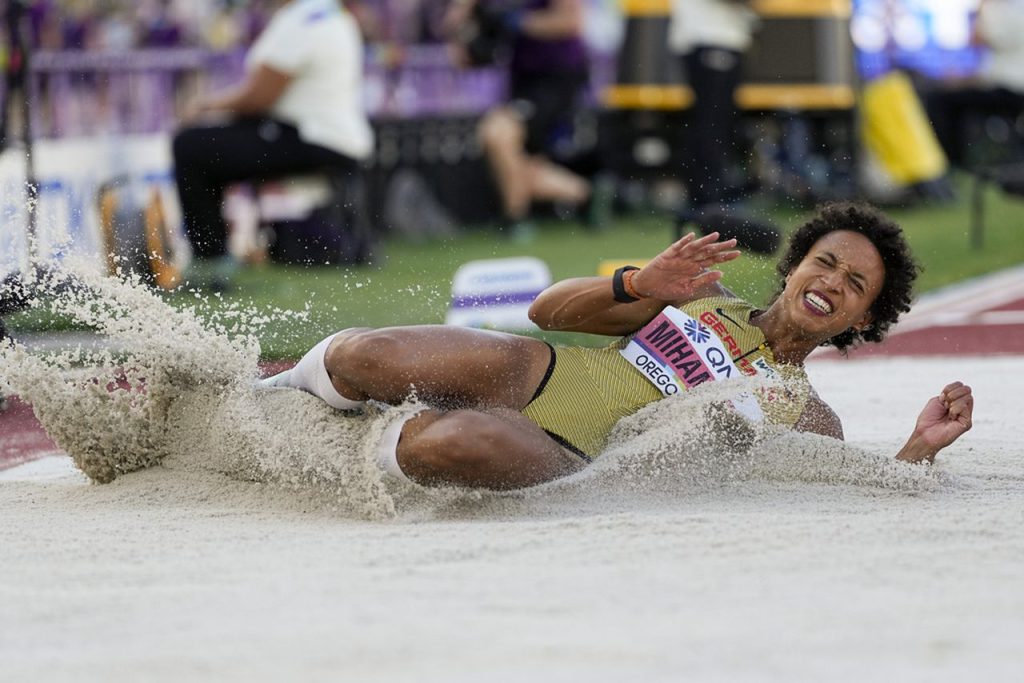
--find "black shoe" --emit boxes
[584,173,615,230]
[912,176,958,204]
[676,205,781,255]
[181,256,239,293]
[497,218,538,244]
[0,273,32,316]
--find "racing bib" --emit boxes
[620,307,765,422]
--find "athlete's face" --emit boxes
[781,230,886,340]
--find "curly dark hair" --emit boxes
[772,201,921,353]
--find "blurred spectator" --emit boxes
[668,0,757,212]
[171,0,373,287]
[925,0,1024,167]
[378,0,450,44]
[60,0,99,50]
[10,1,482,52]
[203,2,247,51]
[667,0,779,254]
[2,0,270,52]
[98,7,137,50]
[340,0,385,42]
[137,0,184,48]
[197,0,272,51]
[445,0,592,239]
[25,0,62,49]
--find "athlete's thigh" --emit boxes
[331,324,553,409]
[399,407,585,489]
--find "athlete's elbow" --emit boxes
[528,300,559,330]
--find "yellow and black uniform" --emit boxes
[521,296,810,459]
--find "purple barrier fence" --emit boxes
[365,44,507,118]
[13,46,512,141]
[8,45,615,141]
[26,49,239,139]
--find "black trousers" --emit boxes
[924,86,1024,168]
[508,68,588,155]
[682,46,744,206]
[172,117,359,258]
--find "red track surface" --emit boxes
[817,268,1024,359]
[4,272,1024,471]
[819,297,1024,358]
[1,362,294,472]
[0,397,61,470]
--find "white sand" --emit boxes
[1,271,1022,681]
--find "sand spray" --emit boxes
[0,267,947,521]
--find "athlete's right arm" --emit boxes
[529,232,740,335]
[528,277,670,335]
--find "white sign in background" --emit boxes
[0,134,185,275]
[445,257,552,330]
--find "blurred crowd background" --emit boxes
[2,1,1007,133]
[1,0,1022,283]
[0,0,472,52]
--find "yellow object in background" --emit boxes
[98,184,182,291]
[861,71,948,185]
[619,0,851,18]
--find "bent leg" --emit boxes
[478,106,531,220]
[395,408,584,489]
[173,118,357,258]
[326,325,553,410]
[525,156,590,205]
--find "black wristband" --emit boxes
[612,265,641,303]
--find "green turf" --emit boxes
[6,183,1023,359]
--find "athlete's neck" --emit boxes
[749,305,820,366]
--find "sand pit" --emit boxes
[1,272,1021,681]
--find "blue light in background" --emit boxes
[852,0,986,81]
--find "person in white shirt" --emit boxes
[172,0,373,284]
[925,0,1024,167]
[975,0,1024,95]
[668,0,757,210]
[665,1,780,255]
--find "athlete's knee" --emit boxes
[325,327,391,379]
[397,410,504,480]
[477,109,522,150]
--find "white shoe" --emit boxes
[257,370,292,389]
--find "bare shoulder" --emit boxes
[794,390,844,440]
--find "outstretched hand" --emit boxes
[631,232,741,302]
[898,382,974,463]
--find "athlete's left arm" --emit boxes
[795,382,975,464]
[894,382,974,464]
[793,394,844,440]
